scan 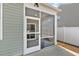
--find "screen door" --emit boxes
[24,7,40,55]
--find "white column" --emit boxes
[39,11,41,49]
[54,14,57,45]
[23,3,27,55]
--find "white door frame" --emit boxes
[23,4,57,55]
[23,12,41,54]
[24,5,57,46]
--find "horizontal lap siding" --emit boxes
[0,3,23,56]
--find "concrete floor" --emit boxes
[26,46,74,56]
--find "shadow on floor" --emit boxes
[41,38,54,49]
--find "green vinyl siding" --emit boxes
[0,3,23,56]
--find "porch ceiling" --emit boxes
[42,3,62,12]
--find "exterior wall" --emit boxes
[58,3,79,46]
[0,3,23,56]
[0,3,58,55]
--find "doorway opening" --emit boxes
[24,6,56,55]
[41,12,55,49]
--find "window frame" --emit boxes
[27,23,36,40]
[27,23,36,32]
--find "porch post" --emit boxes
[54,14,57,45]
[23,3,27,55]
[39,11,41,49]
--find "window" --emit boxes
[27,34,35,39]
[26,8,40,18]
[27,23,36,40]
[0,3,3,40]
[27,23,36,32]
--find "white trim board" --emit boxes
[24,46,40,55]
[27,32,39,34]
[54,15,57,45]
[26,16,40,21]
[41,36,54,39]
[23,3,27,55]
[0,3,3,40]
